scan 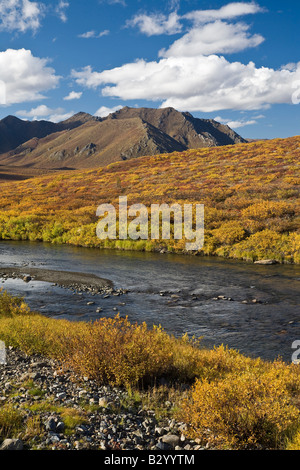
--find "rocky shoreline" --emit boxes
[0,348,206,451]
[0,267,128,298]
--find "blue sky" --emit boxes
[0,0,299,139]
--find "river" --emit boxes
[0,240,300,363]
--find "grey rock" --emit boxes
[0,439,23,450]
[0,347,207,451]
[56,421,65,433]
[45,417,57,432]
[254,259,278,265]
[156,441,171,450]
[161,434,180,448]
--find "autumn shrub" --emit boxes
[63,316,176,386]
[0,290,84,359]
[0,289,31,318]
[0,405,23,440]
[179,368,300,450]
[228,229,293,262]
[241,201,295,221]
[211,221,246,245]
[0,291,199,386]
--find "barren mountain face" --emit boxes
[0,107,246,173]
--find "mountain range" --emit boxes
[0,107,247,174]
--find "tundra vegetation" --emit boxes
[0,136,299,263]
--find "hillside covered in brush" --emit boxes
[0,136,299,263]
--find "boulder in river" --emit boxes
[254,259,278,265]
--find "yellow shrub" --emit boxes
[211,221,246,245]
[179,368,300,449]
[64,316,175,386]
[0,405,23,440]
[242,201,294,220]
[0,289,31,318]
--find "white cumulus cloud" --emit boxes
[72,56,300,113]
[127,11,182,36]
[17,104,73,122]
[17,104,56,118]
[78,29,110,39]
[71,2,300,113]
[0,48,60,105]
[214,115,258,129]
[159,21,264,57]
[55,0,69,23]
[94,105,123,117]
[128,2,264,37]
[0,0,45,33]
[183,2,265,24]
[63,91,82,101]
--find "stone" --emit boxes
[49,434,60,444]
[45,417,57,432]
[98,397,108,407]
[154,426,164,436]
[0,347,207,451]
[0,439,23,450]
[254,259,278,265]
[156,441,171,450]
[161,434,180,448]
[56,421,65,433]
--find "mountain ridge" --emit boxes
[105,106,246,148]
[0,107,247,175]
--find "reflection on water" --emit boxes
[1,240,300,362]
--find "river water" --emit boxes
[0,241,300,363]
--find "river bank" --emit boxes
[0,267,114,291]
[0,347,203,451]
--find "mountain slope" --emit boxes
[0,112,97,155]
[0,117,186,170]
[105,106,246,148]
[0,107,246,174]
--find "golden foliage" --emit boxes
[179,365,300,449]
[0,136,299,262]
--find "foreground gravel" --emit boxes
[0,347,206,451]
